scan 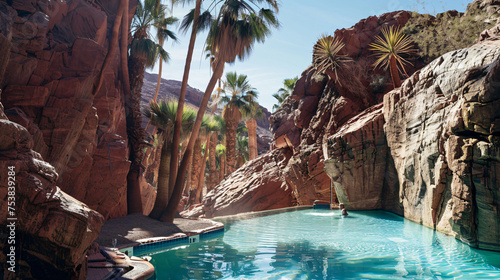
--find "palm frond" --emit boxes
[369,25,416,73]
[312,35,352,81]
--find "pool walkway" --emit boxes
[87,213,224,280]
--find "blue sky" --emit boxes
[150,0,471,111]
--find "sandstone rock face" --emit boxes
[0,1,137,220]
[324,104,401,213]
[0,116,104,279]
[383,40,500,250]
[182,149,296,218]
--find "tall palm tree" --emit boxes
[144,101,196,219]
[166,0,202,212]
[126,0,177,214]
[221,72,258,174]
[207,115,225,191]
[272,77,297,111]
[162,0,279,223]
[369,25,416,89]
[193,116,222,203]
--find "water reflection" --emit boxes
[146,210,500,280]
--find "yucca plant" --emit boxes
[312,35,352,82]
[369,25,416,89]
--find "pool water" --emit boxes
[143,210,500,279]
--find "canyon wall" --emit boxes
[0,0,138,278]
[0,0,138,220]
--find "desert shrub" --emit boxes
[402,6,496,64]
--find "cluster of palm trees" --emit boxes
[144,70,263,216]
[120,0,280,223]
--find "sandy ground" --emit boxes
[95,213,222,248]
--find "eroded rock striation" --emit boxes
[0,0,138,220]
[383,39,500,250]
[0,110,104,279]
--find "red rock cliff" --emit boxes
[0,0,138,220]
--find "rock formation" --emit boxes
[0,0,138,220]
[181,149,295,218]
[0,106,104,279]
[382,39,500,250]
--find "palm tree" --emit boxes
[144,101,196,219]
[272,77,297,111]
[215,143,226,184]
[145,15,178,131]
[235,129,249,168]
[194,116,222,203]
[161,0,279,223]
[166,0,202,214]
[221,72,258,174]
[126,0,177,214]
[369,25,416,89]
[242,101,262,160]
[312,35,352,83]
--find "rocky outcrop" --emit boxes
[383,39,500,250]
[0,1,138,220]
[323,104,401,213]
[0,114,104,279]
[181,149,296,218]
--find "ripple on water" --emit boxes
[145,210,500,279]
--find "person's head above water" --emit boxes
[341,208,348,216]
[339,203,345,209]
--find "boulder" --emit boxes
[0,117,104,279]
[182,149,296,218]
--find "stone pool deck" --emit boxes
[87,213,224,280]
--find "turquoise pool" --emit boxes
[142,210,500,279]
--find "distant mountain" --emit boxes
[141,72,272,153]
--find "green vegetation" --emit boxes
[144,100,195,219]
[312,35,352,82]
[221,72,259,175]
[163,0,279,223]
[272,77,298,112]
[369,26,416,89]
[402,6,496,64]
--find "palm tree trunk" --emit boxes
[196,136,210,203]
[190,138,202,203]
[161,59,225,223]
[119,0,144,215]
[93,0,125,96]
[389,55,401,89]
[149,137,172,219]
[183,152,191,196]
[145,48,164,132]
[245,118,258,160]
[207,132,217,191]
[224,107,241,176]
[125,40,147,214]
[219,152,225,184]
[167,0,202,204]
